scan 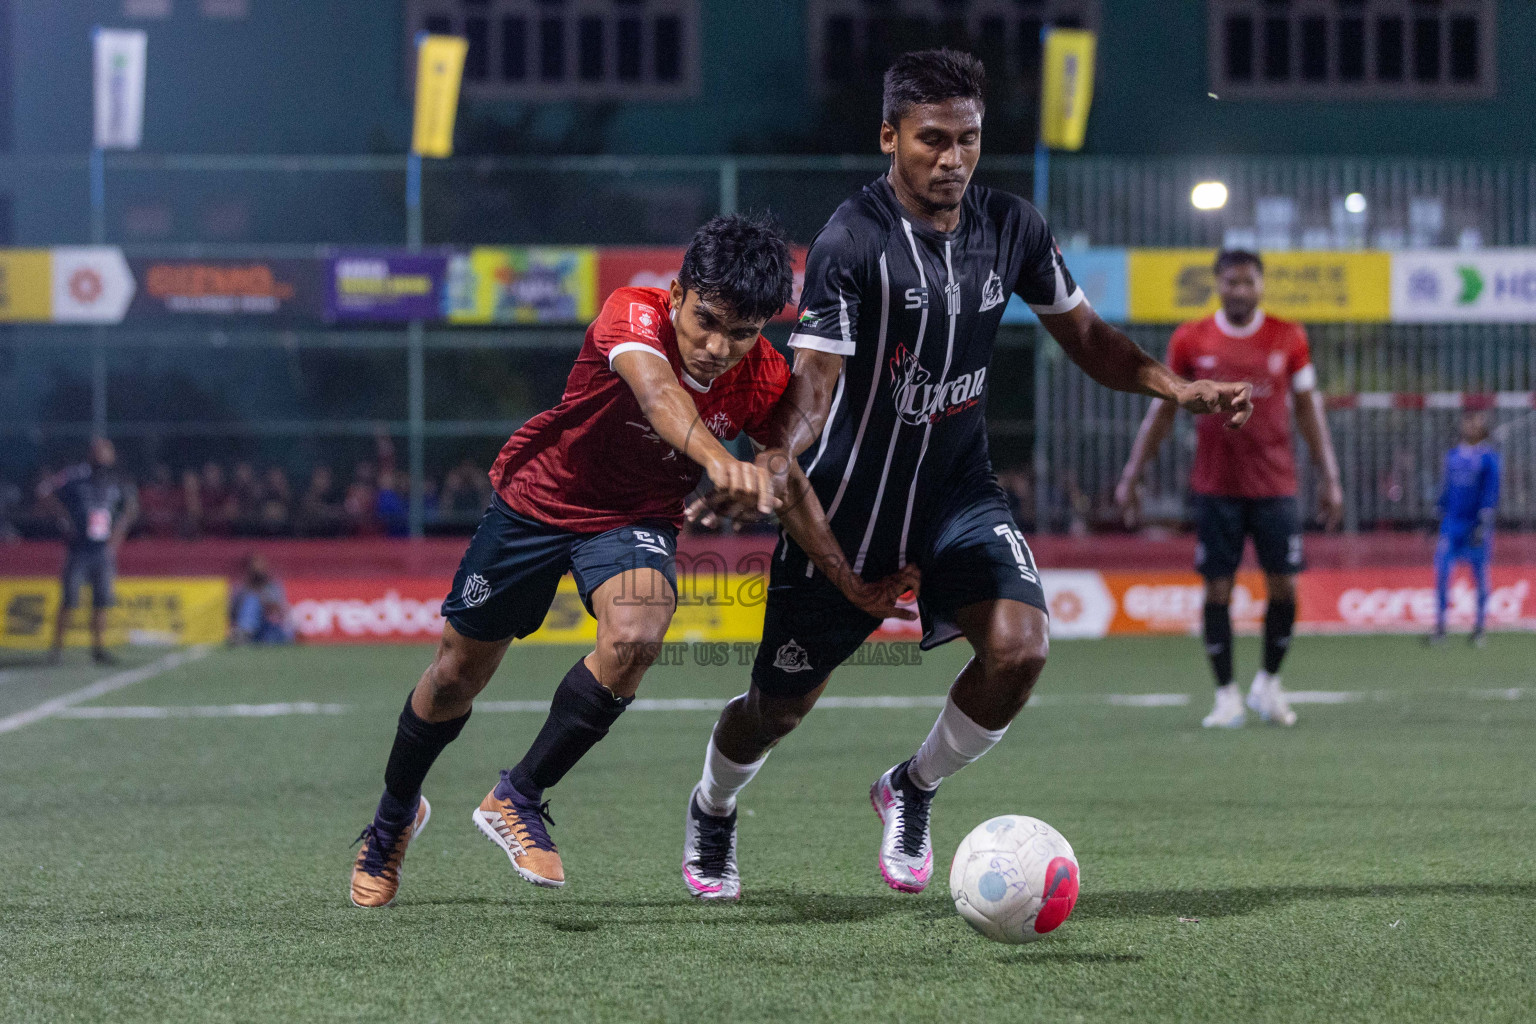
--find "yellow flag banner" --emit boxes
[0,576,228,649]
[1039,29,1096,151]
[1128,249,1392,323]
[412,34,468,158]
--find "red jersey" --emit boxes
[1168,310,1315,499]
[491,287,791,531]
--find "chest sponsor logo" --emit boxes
[1267,351,1286,375]
[904,287,928,310]
[889,344,988,426]
[979,270,1006,313]
[942,280,962,315]
[1195,354,1218,370]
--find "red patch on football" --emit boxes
[1033,856,1080,933]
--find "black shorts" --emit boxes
[751,486,1048,698]
[441,495,678,643]
[61,544,115,610]
[1192,494,1305,580]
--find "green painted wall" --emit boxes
[1088,0,1536,156]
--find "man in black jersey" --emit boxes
[680,49,1253,901]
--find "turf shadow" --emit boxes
[1077,881,1536,921]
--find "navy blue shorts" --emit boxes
[441,495,678,644]
[1192,494,1304,580]
[752,486,1048,698]
[61,544,116,610]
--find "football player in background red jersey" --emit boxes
[349,215,914,907]
[1117,249,1342,729]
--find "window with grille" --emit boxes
[1209,0,1494,99]
[406,0,698,100]
[810,1,1100,91]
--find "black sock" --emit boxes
[1203,601,1234,688]
[504,658,632,803]
[1263,599,1297,674]
[376,695,471,828]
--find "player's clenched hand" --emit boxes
[1318,477,1344,531]
[831,563,922,622]
[706,457,780,517]
[1175,380,1253,429]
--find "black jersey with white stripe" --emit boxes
[787,175,1082,579]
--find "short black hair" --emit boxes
[882,48,986,127]
[1214,249,1264,275]
[678,213,794,324]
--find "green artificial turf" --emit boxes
[2,634,1533,1023]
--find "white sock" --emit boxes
[907,695,1008,791]
[696,727,767,815]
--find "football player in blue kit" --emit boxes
[1429,410,1501,646]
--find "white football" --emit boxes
[949,815,1080,944]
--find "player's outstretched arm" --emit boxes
[1039,303,1253,428]
[1115,399,1178,526]
[778,461,918,621]
[612,350,778,516]
[1293,388,1343,530]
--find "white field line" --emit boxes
[59,701,349,720]
[0,647,212,735]
[30,687,1532,723]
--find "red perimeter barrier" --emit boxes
[3,532,1535,580]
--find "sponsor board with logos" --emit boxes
[0,576,227,649]
[596,247,807,322]
[127,257,325,321]
[447,247,598,324]
[1391,249,1536,323]
[326,252,448,322]
[282,565,1535,645]
[1128,249,1392,324]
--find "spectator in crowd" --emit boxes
[0,477,21,541]
[438,461,489,523]
[296,464,346,536]
[257,466,293,535]
[136,464,185,538]
[345,460,381,536]
[228,554,293,645]
[199,461,235,536]
[39,438,137,665]
[230,462,264,535]
[375,469,410,537]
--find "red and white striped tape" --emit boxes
[1325,392,1536,411]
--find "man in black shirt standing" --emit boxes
[39,437,136,664]
[680,49,1254,901]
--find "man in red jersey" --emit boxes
[349,215,914,907]
[1117,249,1342,729]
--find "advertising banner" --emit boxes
[51,246,136,323]
[1002,248,1127,324]
[326,252,447,322]
[0,249,54,322]
[93,28,148,150]
[1039,29,1097,152]
[411,34,468,159]
[1391,249,1536,323]
[1128,249,1391,323]
[127,258,325,320]
[446,247,598,324]
[0,576,227,649]
[596,246,807,322]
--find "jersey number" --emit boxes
[994,524,1039,584]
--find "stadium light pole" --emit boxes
[1032,21,1052,537]
[406,150,427,539]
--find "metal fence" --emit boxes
[1036,324,1536,534]
[3,152,1536,535]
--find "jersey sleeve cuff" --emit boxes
[788,332,856,356]
[1027,287,1087,316]
[1291,364,1318,392]
[606,341,671,371]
